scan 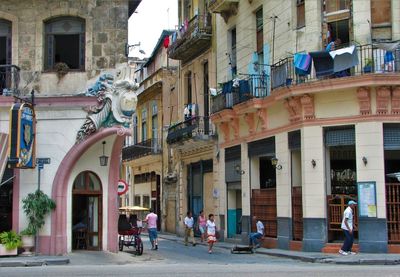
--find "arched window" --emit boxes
[0,19,12,65]
[73,171,102,193]
[44,17,85,70]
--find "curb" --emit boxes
[0,258,70,267]
[157,234,400,265]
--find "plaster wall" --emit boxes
[314,90,359,119]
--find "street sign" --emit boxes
[36,158,51,164]
[117,180,129,195]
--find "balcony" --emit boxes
[122,138,161,162]
[0,65,20,96]
[270,43,400,91]
[168,14,212,63]
[208,0,239,22]
[166,116,215,147]
[211,75,268,114]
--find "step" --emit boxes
[322,243,359,253]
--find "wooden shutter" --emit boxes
[6,35,11,64]
[79,33,85,70]
[46,35,54,70]
[296,0,305,28]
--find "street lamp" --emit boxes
[125,42,146,57]
[99,141,108,166]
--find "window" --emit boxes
[370,0,392,41]
[296,0,305,28]
[229,28,237,76]
[186,71,192,104]
[45,17,85,70]
[141,109,147,141]
[0,19,11,65]
[184,0,192,21]
[133,114,138,144]
[152,102,158,147]
[325,0,350,13]
[143,195,150,209]
[134,195,141,206]
[256,8,264,66]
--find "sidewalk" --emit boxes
[0,255,69,267]
[157,232,400,265]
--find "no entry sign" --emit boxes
[117,180,128,195]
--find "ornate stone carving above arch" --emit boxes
[376,86,391,115]
[219,122,230,142]
[392,86,400,115]
[356,86,371,115]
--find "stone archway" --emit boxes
[49,126,130,255]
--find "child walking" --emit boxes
[206,213,217,254]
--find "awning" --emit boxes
[0,133,9,183]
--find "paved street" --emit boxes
[1,238,400,277]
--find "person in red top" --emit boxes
[144,209,158,250]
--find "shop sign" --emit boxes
[8,103,36,168]
[357,181,377,217]
[117,179,129,195]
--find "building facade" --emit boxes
[210,0,400,253]
[167,0,219,236]
[0,0,141,255]
[122,30,179,233]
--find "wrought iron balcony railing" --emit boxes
[211,74,268,114]
[0,65,20,96]
[168,13,212,62]
[166,116,215,144]
[122,138,161,162]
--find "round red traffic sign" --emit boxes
[117,180,128,195]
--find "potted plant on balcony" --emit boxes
[22,190,56,254]
[0,231,21,256]
[363,58,373,73]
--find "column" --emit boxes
[356,122,387,253]
[275,132,292,249]
[301,126,326,252]
[240,142,250,242]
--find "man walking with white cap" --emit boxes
[339,200,357,255]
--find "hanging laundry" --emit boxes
[375,41,400,52]
[293,53,312,76]
[329,45,359,73]
[222,80,233,94]
[163,36,170,48]
[385,51,394,63]
[309,51,334,78]
[271,63,287,89]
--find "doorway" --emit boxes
[227,184,242,238]
[72,171,102,250]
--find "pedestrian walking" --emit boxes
[249,216,264,248]
[184,211,196,246]
[206,213,217,254]
[144,209,158,250]
[339,200,357,256]
[197,210,207,243]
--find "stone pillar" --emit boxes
[301,126,327,252]
[355,122,388,253]
[218,148,226,241]
[241,142,251,243]
[275,132,292,250]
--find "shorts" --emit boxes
[199,226,206,234]
[207,234,216,243]
[148,228,158,241]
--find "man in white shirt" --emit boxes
[339,200,357,255]
[184,211,196,246]
[249,216,264,248]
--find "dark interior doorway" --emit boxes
[54,34,80,69]
[0,166,13,232]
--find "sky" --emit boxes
[128,0,178,58]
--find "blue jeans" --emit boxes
[341,229,354,252]
[148,228,158,246]
[249,232,262,246]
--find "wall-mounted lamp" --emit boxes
[234,164,245,175]
[362,156,368,166]
[311,159,316,168]
[99,141,109,166]
[271,157,282,170]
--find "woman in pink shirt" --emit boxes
[197,210,207,243]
